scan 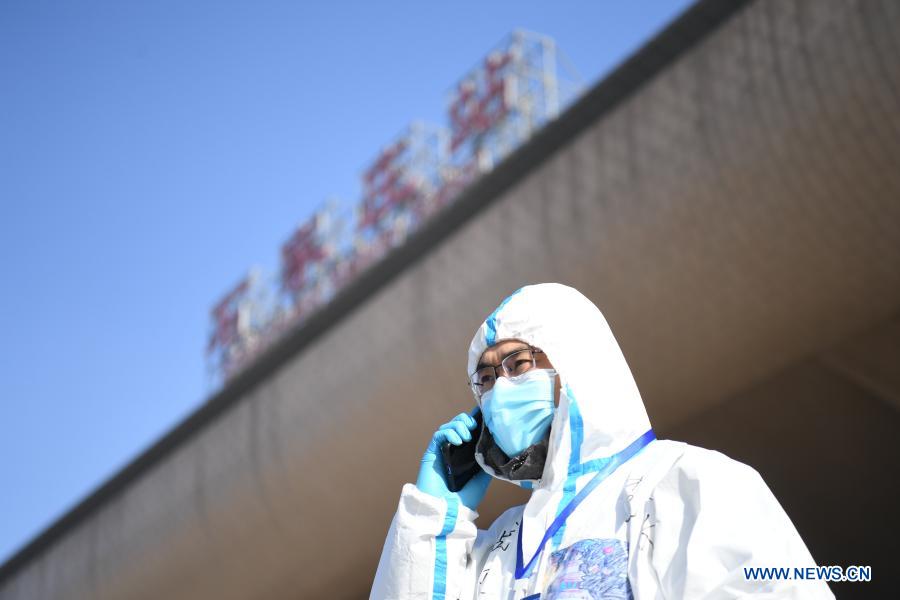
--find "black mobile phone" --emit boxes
[441,409,483,493]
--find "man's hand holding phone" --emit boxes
[415,408,491,511]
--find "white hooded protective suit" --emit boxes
[371,283,833,599]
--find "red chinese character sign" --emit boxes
[448,50,513,155]
[206,271,267,383]
[281,216,327,298]
[355,123,446,262]
[359,139,415,230]
[276,207,343,333]
[442,30,581,199]
[206,278,249,357]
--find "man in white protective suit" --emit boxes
[371,283,833,599]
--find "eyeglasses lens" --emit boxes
[472,368,496,396]
[502,348,535,378]
[471,348,536,399]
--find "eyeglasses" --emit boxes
[469,346,545,400]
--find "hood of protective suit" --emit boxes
[468,283,652,490]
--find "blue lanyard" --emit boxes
[515,429,656,580]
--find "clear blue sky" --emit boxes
[0,0,693,565]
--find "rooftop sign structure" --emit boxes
[206,30,581,387]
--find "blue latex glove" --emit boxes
[416,408,492,511]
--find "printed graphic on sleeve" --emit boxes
[543,538,632,599]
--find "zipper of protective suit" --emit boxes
[514,429,657,580]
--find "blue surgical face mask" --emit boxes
[481,368,557,458]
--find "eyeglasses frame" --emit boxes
[469,345,545,399]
